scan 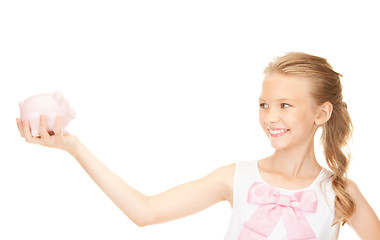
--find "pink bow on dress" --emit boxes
[238,182,318,240]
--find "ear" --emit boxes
[315,102,333,125]
[53,91,64,104]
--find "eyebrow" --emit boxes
[258,97,297,102]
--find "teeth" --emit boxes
[268,129,288,134]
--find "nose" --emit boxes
[264,108,280,125]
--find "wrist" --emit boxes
[64,136,83,155]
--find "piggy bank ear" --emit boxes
[53,91,63,104]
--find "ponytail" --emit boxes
[322,100,355,225]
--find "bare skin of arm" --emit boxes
[344,180,380,240]
[16,116,235,227]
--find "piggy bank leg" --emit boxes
[31,129,40,137]
[28,113,41,137]
[30,119,40,137]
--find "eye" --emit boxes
[259,103,269,109]
[281,103,292,108]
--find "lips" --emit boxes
[268,128,289,137]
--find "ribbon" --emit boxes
[238,182,318,240]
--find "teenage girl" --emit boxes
[16,52,380,239]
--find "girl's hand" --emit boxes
[16,115,79,153]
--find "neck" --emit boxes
[268,138,321,179]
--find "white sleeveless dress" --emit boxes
[224,160,340,240]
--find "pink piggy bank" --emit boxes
[19,91,75,137]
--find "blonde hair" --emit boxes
[264,52,355,226]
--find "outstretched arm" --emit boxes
[16,116,235,227]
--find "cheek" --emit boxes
[293,111,316,130]
[258,114,268,136]
[258,111,266,129]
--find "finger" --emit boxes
[22,120,35,143]
[16,118,25,137]
[55,115,63,136]
[39,115,52,145]
[20,119,44,145]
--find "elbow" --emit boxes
[128,208,156,227]
[133,214,155,227]
[133,213,154,227]
[134,220,149,228]
[121,196,158,227]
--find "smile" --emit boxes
[268,128,289,137]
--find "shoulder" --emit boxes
[209,163,236,205]
[333,178,362,208]
[211,163,236,183]
[344,178,369,213]
[345,179,361,197]
[334,178,366,218]
[203,163,236,188]
[215,163,236,173]
[344,179,380,236]
[333,178,360,223]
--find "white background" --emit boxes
[1,1,379,239]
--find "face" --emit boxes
[259,73,320,150]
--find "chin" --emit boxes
[268,139,291,151]
[270,144,288,151]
